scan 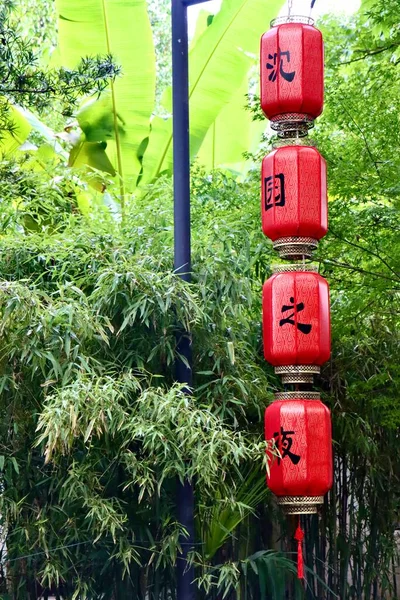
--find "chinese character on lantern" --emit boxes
[266,48,296,82]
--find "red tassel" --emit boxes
[294,517,305,580]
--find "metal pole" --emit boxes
[172,0,211,595]
[172,1,191,284]
[171,0,194,598]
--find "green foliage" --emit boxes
[303,5,400,598]
[197,79,264,176]
[0,0,278,201]
[199,469,269,560]
[147,0,172,105]
[56,0,157,197]
[0,168,283,597]
[141,0,281,186]
[0,102,32,156]
[0,1,119,117]
[0,0,398,597]
[54,0,281,191]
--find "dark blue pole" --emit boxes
[172,0,211,596]
[172,0,191,284]
[171,0,194,598]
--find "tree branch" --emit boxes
[322,259,400,284]
[329,229,400,282]
[340,42,400,65]
[337,100,381,177]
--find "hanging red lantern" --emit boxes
[262,266,330,383]
[261,144,327,258]
[260,17,324,136]
[258,10,332,583]
[265,392,333,513]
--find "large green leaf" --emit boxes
[196,79,265,176]
[190,9,213,48]
[0,102,32,157]
[140,0,282,185]
[68,138,117,191]
[0,102,65,158]
[55,0,156,195]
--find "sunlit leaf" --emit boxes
[56,0,156,194]
[141,0,283,184]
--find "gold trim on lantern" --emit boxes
[272,138,316,149]
[270,15,315,26]
[274,365,320,384]
[274,391,321,401]
[277,496,324,515]
[273,237,318,259]
[272,263,318,274]
[270,113,314,139]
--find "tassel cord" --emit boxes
[294,516,305,580]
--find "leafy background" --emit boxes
[0,0,398,597]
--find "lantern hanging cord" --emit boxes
[309,0,317,17]
[287,0,293,18]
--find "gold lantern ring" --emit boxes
[273,236,319,260]
[270,15,315,26]
[274,365,320,384]
[274,391,321,401]
[277,495,324,515]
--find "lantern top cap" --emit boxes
[270,15,314,27]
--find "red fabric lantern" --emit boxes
[261,145,327,254]
[258,12,331,581]
[263,269,330,375]
[260,18,324,126]
[265,392,333,511]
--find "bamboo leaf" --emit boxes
[11,457,20,475]
[84,418,97,443]
[227,341,235,365]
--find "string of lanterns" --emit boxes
[259,12,333,580]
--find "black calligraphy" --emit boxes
[264,173,285,211]
[266,48,296,83]
[279,297,312,334]
[273,427,301,465]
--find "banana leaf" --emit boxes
[197,78,265,176]
[140,0,282,185]
[0,103,32,156]
[0,102,65,158]
[55,0,156,195]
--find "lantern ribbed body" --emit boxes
[261,145,327,241]
[265,397,333,497]
[262,271,330,366]
[260,23,324,120]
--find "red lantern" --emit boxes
[260,17,324,134]
[265,392,333,513]
[258,12,332,582]
[262,267,330,382]
[261,145,327,258]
